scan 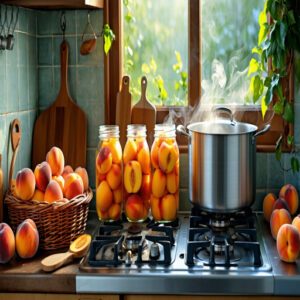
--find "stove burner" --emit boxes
[123,236,145,253]
[210,219,230,229]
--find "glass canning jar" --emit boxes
[150,124,179,222]
[96,125,123,222]
[123,124,151,222]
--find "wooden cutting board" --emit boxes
[131,76,156,146]
[32,40,87,169]
[116,75,132,148]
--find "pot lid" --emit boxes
[187,119,258,135]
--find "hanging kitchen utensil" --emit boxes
[131,76,156,146]
[80,11,97,56]
[116,75,132,148]
[6,6,18,51]
[32,13,87,169]
[8,119,21,190]
[0,5,7,50]
[41,234,91,272]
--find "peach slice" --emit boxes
[106,163,122,190]
[96,146,113,174]
[152,168,166,198]
[158,141,178,173]
[150,195,162,221]
[137,147,151,175]
[161,194,177,221]
[124,161,142,193]
[166,171,178,194]
[123,139,138,165]
[107,138,122,164]
[96,180,113,212]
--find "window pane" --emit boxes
[201,0,264,105]
[123,0,188,106]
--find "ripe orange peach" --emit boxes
[96,180,113,212]
[166,171,178,194]
[272,198,290,212]
[140,174,151,201]
[15,168,36,201]
[175,160,179,176]
[270,208,292,240]
[277,224,300,263]
[292,215,300,235]
[75,167,89,191]
[106,164,122,190]
[34,161,52,192]
[31,189,45,202]
[46,146,65,176]
[150,195,162,221]
[152,168,166,198]
[62,165,73,180]
[108,203,121,220]
[97,209,109,220]
[125,194,145,222]
[137,147,151,175]
[52,175,65,191]
[158,141,178,173]
[150,140,160,169]
[0,223,15,263]
[107,138,122,164]
[96,146,113,175]
[124,161,142,193]
[279,184,299,215]
[123,139,138,165]
[263,193,277,222]
[113,186,122,204]
[161,194,177,221]
[15,219,39,259]
[64,173,84,199]
[44,180,63,203]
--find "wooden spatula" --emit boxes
[32,40,87,169]
[131,76,156,146]
[116,75,132,148]
[41,234,91,272]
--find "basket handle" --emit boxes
[9,119,21,189]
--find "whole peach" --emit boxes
[64,173,84,199]
[52,175,65,191]
[106,164,122,190]
[96,180,113,212]
[279,184,299,215]
[31,189,45,202]
[15,168,36,201]
[292,215,300,235]
[277,224,300,263]
[44,180,63,203]
[263,193,277,222]
[152,168,166,198]
[62,165,73,180]
[270,208,292,240]
[125,194,145,222]
[16,219,39,259]
[46,146,65,176]
[75,167,89,191]
[0,223,15,264]
[272,198,290,212]
[34,161,52,192]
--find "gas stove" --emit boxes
[77,210,273,295]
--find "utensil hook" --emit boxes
[60,11,66,41]
[81,11,97,41]
[9,6,18,35]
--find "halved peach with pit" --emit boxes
[124,161,142,193]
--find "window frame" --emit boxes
[104,0,294,153]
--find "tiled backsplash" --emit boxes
[0,5,299,213]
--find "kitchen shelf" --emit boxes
[2,0,104,9]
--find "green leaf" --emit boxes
[104,35,112,55]
[248,58,260,76]
[283,102,294,123]
[273,100,284,114]
[258,9,268,45]
[253,75,264,102]
[141,63,150,74]
[252,46,262,56]
[261,96,268,120]
[287,135,294,147]
[287,10,296,25]
[123,0,129,7]
[102,24,115,55]
[278,21,287,49]
[291,157,300,173]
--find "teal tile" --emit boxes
[87,148,96,190]
[17,7,29,32]
[38,37,53,65]
[179,153,188,188]
[0,115,8,190]
[28,9,37,35]
[267,153,284,189]
[253,189,267,212]
[76,10,103,38]
[28,66,38,110]
[28,35,37,67]
[18,66,29,111]
[38,10,76,35]
[0,66,7,114]
[76,66,103,100]
[256,153,267,189]
[18,112,31,170]
[6,35,18,67]
[53,36,76,66]
[17,32,28,67]
[284,153,300,190]
[77,35,103,67]
[6,66,19,113]
[68,66,77,101]
[294,103,300,145]
[38,67,59,109]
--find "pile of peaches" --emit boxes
[263,184,300,263]
[13,146,89,203]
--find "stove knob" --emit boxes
[125,250,133,266]
[149,243,160,260]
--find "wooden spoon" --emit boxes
[41,234,91,272]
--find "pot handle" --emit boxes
[212,107,234,124]
[177,125,190,137]
[253,124,271,139]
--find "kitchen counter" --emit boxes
[1,212,300,296]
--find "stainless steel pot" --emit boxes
[177,107,270,213]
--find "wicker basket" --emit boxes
[5,189,93,250]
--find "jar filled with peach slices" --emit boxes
[123,124,151,222]
[96,125,123,222]
[150,124,179,222]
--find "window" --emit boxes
[104,0,294,152]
